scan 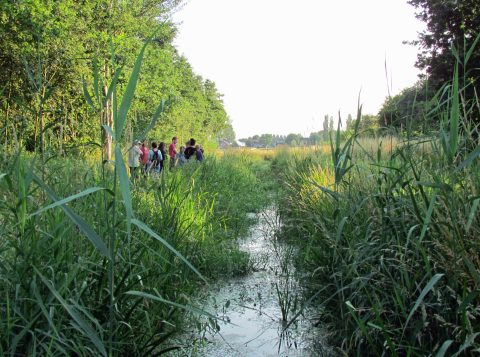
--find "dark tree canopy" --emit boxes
[378,1,480,131]
[408,0,480,89]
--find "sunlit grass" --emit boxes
[275,69,480,355]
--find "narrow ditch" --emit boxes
[170,208,332,356]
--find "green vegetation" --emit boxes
[0,0,232,157]
[1,0,479,355]
[0,150,271,355]
[378,1,480,133]
[239,114,381,148]
[275,69,480,354]
[0,11,271,353]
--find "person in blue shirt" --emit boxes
[176,146,188,166]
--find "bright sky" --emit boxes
[172,0,426,139]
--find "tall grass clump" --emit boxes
[277,66,480,354]
[0,37,271,356]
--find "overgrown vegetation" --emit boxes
[1,1,479,355]
[276,66,480,354]
[0,0,233,157]
[0,26,271,354]
[0,150,271,356]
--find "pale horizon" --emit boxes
[172,0,426,139]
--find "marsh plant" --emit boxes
[277,59,480,355]
[0,38,270,356]
[273,244,300,323]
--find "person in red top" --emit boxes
[140,140,149,174]
[168,136,178,170]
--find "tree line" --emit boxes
[239,114,381,148]
[378,0,480,132]
[0,0,233,158]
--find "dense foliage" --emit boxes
[0,151,271,355]
[378,0,480,131]
[275,72,480,354]
[0,0,232,157]
[408,0,480,90]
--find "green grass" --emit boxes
[275,69,480,355]
[0,151,271,356]
[0,39,274,355]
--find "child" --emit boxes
[176,146,188,166]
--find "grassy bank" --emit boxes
[0,151,271,356]
[275,88,480,353]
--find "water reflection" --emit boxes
[169,209,332,356]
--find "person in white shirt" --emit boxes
[128,140,142,179]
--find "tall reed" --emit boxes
[0,36,271,356]
[277,63,480,355]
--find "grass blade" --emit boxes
[116,36,151,140]
[452,333,480,357]
[101,125,115,141]
[82,77,96,110]
[30,187,106,217]
[115,145,132,237]
[34,267,107,357]
[126,291,217,319]
[449,64,459,163]
[404,273,444,333]
[435,340,453,357]
[456,145,480,171]
[137,99,166,141]
[466,198,480,232]
[132,218,207,283]
[419,190,438,243]
[32,173,111,259]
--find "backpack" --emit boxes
[184,146,195,160]
[151,150,160,168]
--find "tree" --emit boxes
[285,133,302,146]
[259,134,273,148]
[378,81,434,132]
[322,115,329,140]
[0,0,230,156]
[408,0,480,91]
[309,132,322,145]
[217,119,235,143]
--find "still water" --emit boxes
[170,210,332,356]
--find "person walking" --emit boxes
[140,140,149,174]
[159,142,167,173]
[147,142,162,174]
[128,140,142,180]
[168,136,178,170]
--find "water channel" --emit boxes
[169,209,333,356]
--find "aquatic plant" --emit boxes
[277,60,480,354]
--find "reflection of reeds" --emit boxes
[272,244,299,323]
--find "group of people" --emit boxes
[128,137,204,178]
